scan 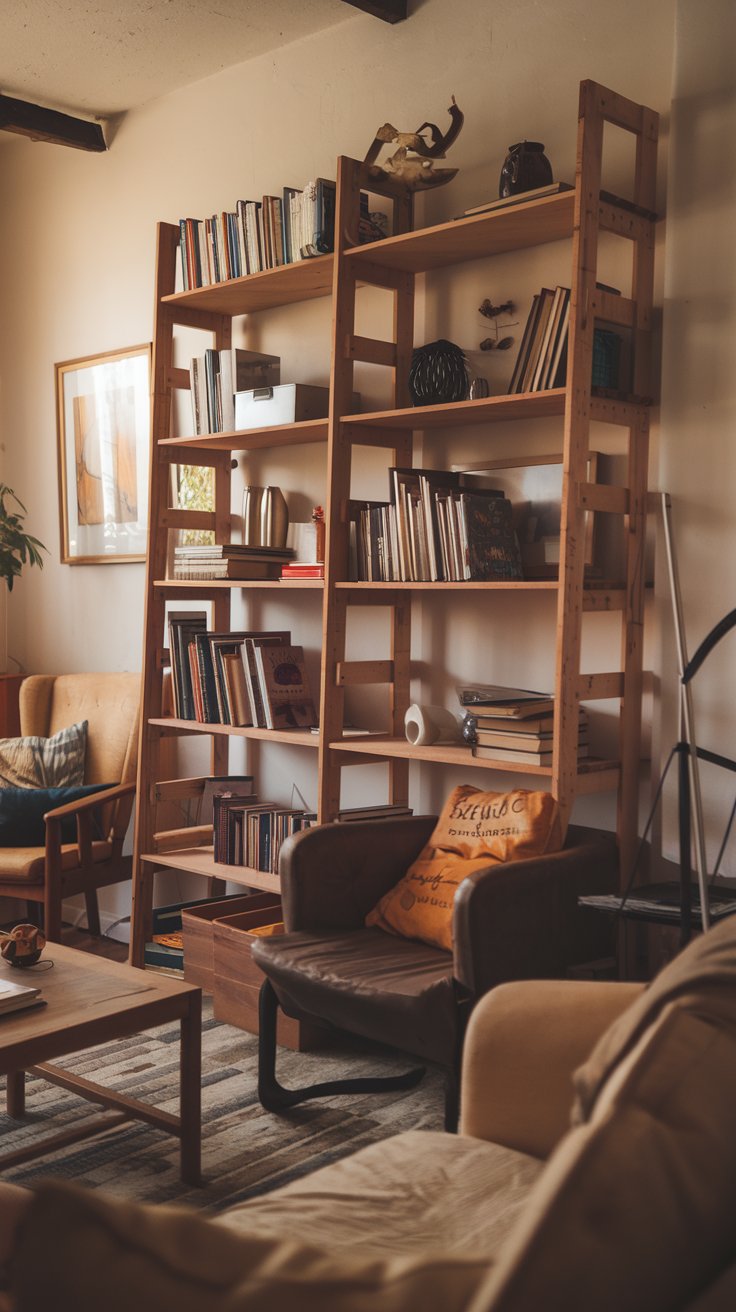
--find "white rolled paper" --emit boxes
[404,703,463,747]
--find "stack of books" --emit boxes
[350,468,522,583]
[458,684,588,766]
[213,800,316,870]
[281,561,325,581]
[470,708,589,765]
[508,285,571,395]
[172,544,293,581]
[167,615,318,730]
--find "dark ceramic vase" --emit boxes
[498,141,553,198]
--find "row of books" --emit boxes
[213,799,316,870]
[189,348,280,435]
[172,544,293,582]
[508,284,571,395]
[167,614,318,730]
[349,469,522,583]
[178,178,337,289]
[179,184,391,290]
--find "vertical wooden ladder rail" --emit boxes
[130,222,232,965]
[317,159,414,821]
[553,81,658,879]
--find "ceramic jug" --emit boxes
[498,141,553,197]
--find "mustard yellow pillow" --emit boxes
[366,785,564,951]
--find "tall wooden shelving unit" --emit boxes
[130,80,659,967]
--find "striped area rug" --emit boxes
[1,1001,444,1212]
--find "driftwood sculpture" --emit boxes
[363,96,464,190]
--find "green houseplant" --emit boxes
[0,484,46,590]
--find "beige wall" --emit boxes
[0,0,682,927]
[655,0,736,876]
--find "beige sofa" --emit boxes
[9,915,736,1311]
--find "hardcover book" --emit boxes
[252,643,318,730]
[459,493,523,581]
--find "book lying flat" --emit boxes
[457,684,554,717]
[473,728,589,751]
[461,182,574,217]
[473,743,590,765]
[0,976,44,1016]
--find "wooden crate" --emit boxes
[213,905,327,1052]
[181,892,280,992]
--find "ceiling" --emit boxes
[0,1,357,119]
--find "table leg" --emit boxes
[6,1071,25,1118]
[179,991,202,1185]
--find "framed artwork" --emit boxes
[56,344,152,564]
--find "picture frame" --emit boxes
[56,343,152,564]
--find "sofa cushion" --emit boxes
[366,785,562,950]
[12,1180,497,1312]
[477,1000,736,1312]
[220,1129,544,1258]
[0,720,87,789]
[573,913,736,1122]
[251,928,456,1064]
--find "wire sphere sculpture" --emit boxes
[408,339,469,406]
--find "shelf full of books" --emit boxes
[167,614,319,732]
[350,469,523,584]
[178,180,386,290]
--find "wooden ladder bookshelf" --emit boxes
[130,80,659,967]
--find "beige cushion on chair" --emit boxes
[0,841,114,885]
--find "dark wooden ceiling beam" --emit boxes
[0,94,106,152]
[341,1,408,23]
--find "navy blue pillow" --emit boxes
[0,785,113,846]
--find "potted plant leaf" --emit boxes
[0,485,46,590]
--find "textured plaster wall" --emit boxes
[655,0,736,876]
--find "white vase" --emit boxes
[404,703,463,746]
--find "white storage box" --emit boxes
[234,383,329,430]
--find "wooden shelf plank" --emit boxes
[345,191,576,274]
[162,254,334,315]
[328,735,620,783]
[337,582,625,598]
[140,845,280,892]
[154,579,324,592]
[160,418,329,452]
[148,719,320,747]
[342,389,567,431]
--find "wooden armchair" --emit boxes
[0,673,140,941]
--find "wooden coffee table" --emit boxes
[0,944,201,1183]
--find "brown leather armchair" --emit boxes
[0,673,140,941]
[252,816,619,1129]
